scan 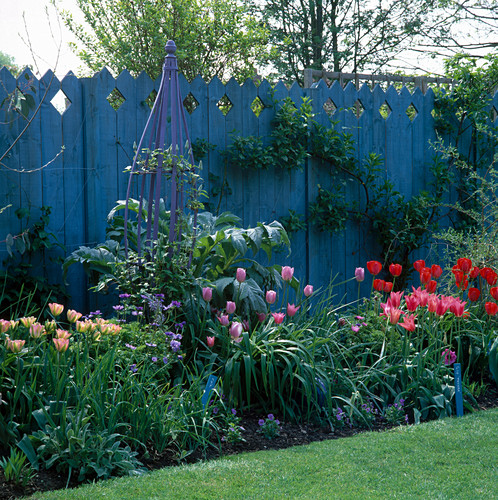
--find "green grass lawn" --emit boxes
[29,408,498,500]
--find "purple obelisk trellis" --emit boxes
[123,40,197,261]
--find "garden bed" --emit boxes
[1,384,496,500]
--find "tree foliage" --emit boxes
[0,51,21,76]
[58,0,269,81]
[256,0,498,83]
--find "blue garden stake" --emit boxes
[454,363,464,417]
[201,374,218,410]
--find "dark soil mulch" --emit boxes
[2,384,497,500]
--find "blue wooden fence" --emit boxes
[1,67,496,314]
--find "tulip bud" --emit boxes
[53,338,69,352]
[202,287,213,302]
[67,309,82,323]
[236,268,246,283]
[29,323,45,339]
[266,290,277,304]
[48,303,64,317]
[229,322,243,341]
[281,266,294,282]
[355,268,365,282]
[226,301,236,314]
[206,336,215,348]
[304,284,314,296]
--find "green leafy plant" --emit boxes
[1,206,67,315]
[224,134,273,170]
[0,447,36,487]
[30,408,146,484]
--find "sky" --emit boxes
[0,0,83,77]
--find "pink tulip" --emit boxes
[442,348,457,366]
[281,266,294,282]
[6,339,25,353]
[29,323,45,338]
[53,338,69,352]
[48,303,64,317]
[229,322,243,341]
[0,319,10,333]
[405,294,420,312]
[355,268,365,282]
[67,309,82,323]
[202,287,213,302]
[226,301,236,314]
[304,285,313,297]
[286,303,300,317]
[217,314,229,326]
[236,268,246,283]
[388,308,403,325]
[389,291,404,308]
[399,314,417,332]
[20,316,36,328]
[450,299,466,317]
[266,290,277,304]
[207,336,215,348]
[256,312,267,323]
[56,329,71,340]
[272,312,286,324]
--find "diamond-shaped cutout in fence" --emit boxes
[107,88,125,110]
[379,102,392,119]
[323,98,337,117]
[353,99,364,118]
[145,90,158,110]
[183,93,199,114]
[51,89,71,115]
[250,96,265,117]
[406,103,418,121]
[217,95,233,116]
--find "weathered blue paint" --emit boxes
[1,65,496,312]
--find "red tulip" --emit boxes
[425,280,437,293]
[413,260,426,272]
[206,336,215,348]
[367,261,382,276]
[485,301,498,316]
[491,287,498,301]
[486,270,498,286]
[430,265,443,279]
[457,276,469,291]
[457,258,472,273]
[373,279,385,292]
[470,266,480,279]
[389,263,402,277]
[468,288,480,302]
[420,268,431,284]
[383,281,393,293]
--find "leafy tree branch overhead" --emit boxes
[57,0,270,81]
[253,0,498,83]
